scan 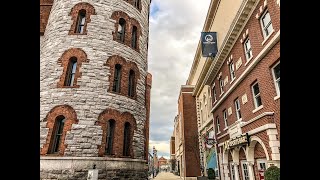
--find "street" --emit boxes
[150,172,182,180]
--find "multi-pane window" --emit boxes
[216,117,220,133]
[213,86,217,102]
[260,11,274,38]
[241,162,250,180]
[133,0,140,9]
[223,109,228,128]
[75,10,86,33]
[219,78,224,94]
[117,18,126,42]
[229,62,236,81]
[252,82,263,108]
[244,38,253,60]
[123,122,131,156]
[128,70,135,97]
[64,57,77,86]
[113,64,122,93]
[131,26,138,49]
[272,62,280,96]
[234,98,242,120]
[48,116,66,154]
[106,120,115,155]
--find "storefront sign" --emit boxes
[223,133,250,151]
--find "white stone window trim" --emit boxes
[230,78,236,85]
[261,29,274,45]
[260,10,274,41]
[252,81,262,108]
[244,56,253,66]
[223,127,229,131]
[244,38,253,62]
[252,105,264,113]
[219,92,224,97]
[223,109,228,129]
[274,95,280,101]
[271,61,280,97]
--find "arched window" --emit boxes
[75,9,86,33]
[64,57,77,86]
[48,115,66,154]
[133,0,140,9]
[128,70,135,97]
[117,18,126,42]
[113,64,122,93]
[131,26,138,49]
[123,122,131,156]
[106,119,115,155]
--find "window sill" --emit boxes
[274,95,280,101]
[230,78,235,84]
[223,127,228,131]
[236,118,243,122]
[252,105,264,113]
[219,92,224,97]
[245,56,253,66]
[217,132,221,135]
[262,30,275,45]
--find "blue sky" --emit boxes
[148,0,211,159]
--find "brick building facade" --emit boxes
[202,0,280,180]
[40,0,152,179]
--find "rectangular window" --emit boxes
[229,62,236,81]
[223,109,228,128]
[272,62,280,96]
[219,78,224,94]
[76,11,86,34]
[213,86,217,103]
[234,98,242,120]
[216,117,220,133]
[252,82,263,108]
[244,38,253,60]
[241,161,250,180]
[230,163,235,180]
[260,11,274,38]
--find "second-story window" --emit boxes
[234,98,242,120]
[244,38,253,61]
[128,70,135,97]
[216,117,220,133]
[113,64,122,93]
[64,57,77,86]
[213,86,217,103]
[131,26,138,49]
[229,62,236,81]
[260,11,274,38]
[106,119,115,155]
[48,116,66,154]
[223,109,228,129]
[75,10,86,34]
[133,0,140,9]
[117,18,126,43]
[219,78,224,94]
[272,62,280,96]
[252,82,263,108]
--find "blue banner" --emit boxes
[201,32,218,57]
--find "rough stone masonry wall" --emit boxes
[40,0,151,159]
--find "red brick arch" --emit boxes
[68,2,96,35]
[97,109,137,158]
[57,48,89,88]
[41,105,78,156]
[105,55,140,99]
[111,11,142,52]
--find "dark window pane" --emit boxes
[256,96,262,106]
[253,84,260,95]
[274,64,280,79]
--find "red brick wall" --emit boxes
[97,108,137,158]
[40,105,78,156]
[40,0,53,35]
[144,73,152,160]
[111,11,142,52]
[211,0,280,151]
[179,87,201,177]
[57,48,89,88]
[105,55,140,99]
[68,2,96,35]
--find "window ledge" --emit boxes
[252,105,264,113]
[217,132,221,135]
[262,30,275,45]
[236,118,243,122]
[219,92,224,97]
[274,95,280,101]
[223,127,229,131]
[230,78,236,84]
[245,56,253,66]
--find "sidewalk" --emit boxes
[150,172,182,180]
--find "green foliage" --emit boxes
[265,166,280,180]
[207,168,215,180]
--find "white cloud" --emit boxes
[148,0,211,158]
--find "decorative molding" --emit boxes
[242,94,248,104]
[228,107,232,116]
[236,57,242,70]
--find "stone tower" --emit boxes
[40,0,152,179]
